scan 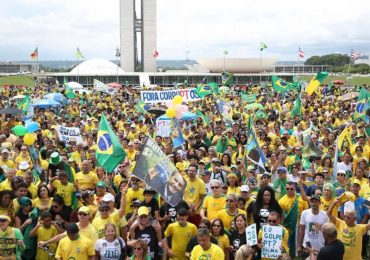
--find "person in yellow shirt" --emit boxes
[164,208,198,260]
[16,161,30,177]
[14,145,33,169]
[124,177,144,215]
[75,160,99,191]
[200,179,226,221]
[49,170,76,207]
[29,211,58,259]
[327,197,370,260]
[184,164,207,226]
[0,168,15,191]
[190,228,224,260]
[0,148,15,172]
[216,193,246,231]
[55,223,95,260]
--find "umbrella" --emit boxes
[67,82,83,89]
[147,107,166,116]
[43,93,68,104]
[32,99,62,108]
[158,111,198,121]
[338,92,359,102]
[108,82,122,88]
[245,103,263,110]
[0,107,22,115]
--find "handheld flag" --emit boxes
[76,47,84,59]
[215,97,233,127]
[132,136,186,206]
[291,94,302,119]
[134,100,149,114]
[337,126,352,152]
[93,79,117,95]
[271,76,299,92]
[195,110,210,125]
[241,93,257,103]
[245,117,267,172]
[18,95,30,115]
[96,114,126,173]
[30,48,38,60]
[222,72,233,86]
[195,84,213,98]
[306,71,328,96]
[260,42,268,51]
[208,82,220,95]
[64,82,76,99]
[216,137,228,153]
[354,99,369,123]
[358,88,370,101]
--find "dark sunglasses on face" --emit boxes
[286,188,295,191]
[226,199,234,202]
[0,219,7,223]
[99,208,109,212]
[212,224,221,227]
[211,186,220,189]
[78,212,89,216]
[268,219,277,224]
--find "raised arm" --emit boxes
[327,198,340,224]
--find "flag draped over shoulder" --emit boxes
[135,100,149,114]
[18,95,30,115]
[96,114,126,173]
[245,117,267,172]
[271,76,299,92]
[306,71,328,95]
[291,94,302,118]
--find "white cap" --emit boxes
[19,161,30,170]
[102,193,115,202]
[337,169,346,174]
[240,185,250,193]
[1,148,10,154]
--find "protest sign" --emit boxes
[261,225,283,259]
[246,223,258,246]
[56,125,83,146]
[140,88,201,103]
[156,119,171,137]
[132,136,187,206]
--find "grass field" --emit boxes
[300,75,370,86]
[0,75,35,87]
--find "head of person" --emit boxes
[285,182,296,197]
[66,223,80,241]
[40,211,53,228]
[137,206,150,226]
[240,185,250,200]
[96,181,107,197]
[81,160,91,173]
[143,189,156,203]
[51,195,65,213]
[0,190,12,208]
[132,239,148,258]
[235,245,255,260]
[1,149,10,160]
[234,213,247,230]
[314,173,324,186]
[0,215,11,231]
[199,169,211,182]
[15,182,28,198]
[104,223,117,241]
[37,184,51,200]
[321,222,337,242]
[350,180,361,196]
[211,218,225,237]
[237,197,246,210]
[5,168,15,181]
[98,202,111,218]
[210,179,222,196]
[277,167,287,179]
[168,171,185,194]
[226,193,238,210]
[343,209,357,226]
[197,227,212,250]
[337,169,346,181]
[58,170,69,185]
[186,164,198,180]
[19,196,32,212]
[78,206,91,222]
[267,211,281,226]
[309,195,321,211]
[176,207,188,226]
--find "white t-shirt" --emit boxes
[299,209,328,250]
[95,237,125,260]
[337,162,352,175]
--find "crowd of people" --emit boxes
[0,80,368,260]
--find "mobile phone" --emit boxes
[306,241,312,248]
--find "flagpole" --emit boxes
[223,52,226,72]
[77,56,80,83]
[259,49,262,84]
[116,48,119,84]
[37,50,39,74]
[347,55,352,87]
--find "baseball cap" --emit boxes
[102,193,115,202]
[277,166,287,173]
[240,185,250,193]
[247,177,257,186]
[310,195,321,202]
[1,148,9,154]
[19,161,30,170]
[78,206,91,215]
[96,181,107,188]
[99,202,110,209]
[137,206,150,217]
[199,170,211,176]
[0,215,11,222]
[337,169,346,175]
[352,179,361,186]
[211,158,221,163]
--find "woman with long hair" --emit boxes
[210,218,230,260]
[95,223,126,260]
[32,184,52,212]
[129,239,150,260]
[0,190,14,220]
[246,186,282,231]
[229,214,248,260]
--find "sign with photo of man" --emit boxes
[132,136,187,206]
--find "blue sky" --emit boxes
[0,0,368,61]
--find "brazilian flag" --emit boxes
[65,82,76,99]
[195,84,213,98]
[222,72,233,86]
[291,94,302,119]
[96,114,126,173]
[135,99,149,114]
[17,95,30,114]
[271,76,299,92]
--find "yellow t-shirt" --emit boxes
[202,195,226,221]
[336,218,367,260]
[27,183,38,199]
[55,235,95,260]
[36,225,58,260]
[0,159,15,170]
[75,171,99,191]
[278,195,308,219]
[0,179,12,191]
[190,243,225,260]
[79,223,99,244]
[227,186,241,196]
[51,179,75,207]
[214,234,230,251]
[164,222,197,260]
[32,197,52,211]
[319,197,339,217]
[92,211,127,239]
[125,188,144,215]
[360,184,370,200]
[216,209,246,231]
[183,177,206,213]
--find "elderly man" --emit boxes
[190,228,224,260]
[200,179,226,221]
[216,193,246,231]
[75,160,99,191]
[327,197,370,260]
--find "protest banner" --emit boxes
[132,136,187,206]
[261,225,283,259]
[56,125,83,146]
[140,88,201,103]
[155,119,171,137]
[246,223,258,246]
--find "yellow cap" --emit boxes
[78,206,91,215]
[137,206,150,217]
[0,215,11,222]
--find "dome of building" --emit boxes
[70,58,125,75]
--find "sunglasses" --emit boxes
[268,219,277,224]
[337,174,346,176]
[286,188,295,191]
[99,208,109,212]
[262,176,271,179]
[211,186,220,189]
[0,219,7,223]
[226,199,235,202]
[134,248,143,251]
[78,212,89,216]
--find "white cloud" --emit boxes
[0,0,369,60]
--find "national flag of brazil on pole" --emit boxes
[195,84,213,98]
[18,95,30,114]
[96,114,126,173]
[306,71,328,96]
[271,76,299,92]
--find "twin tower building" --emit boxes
[120,0,157,72]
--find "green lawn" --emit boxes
[0,75,35,87]
[300,75,370,86]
